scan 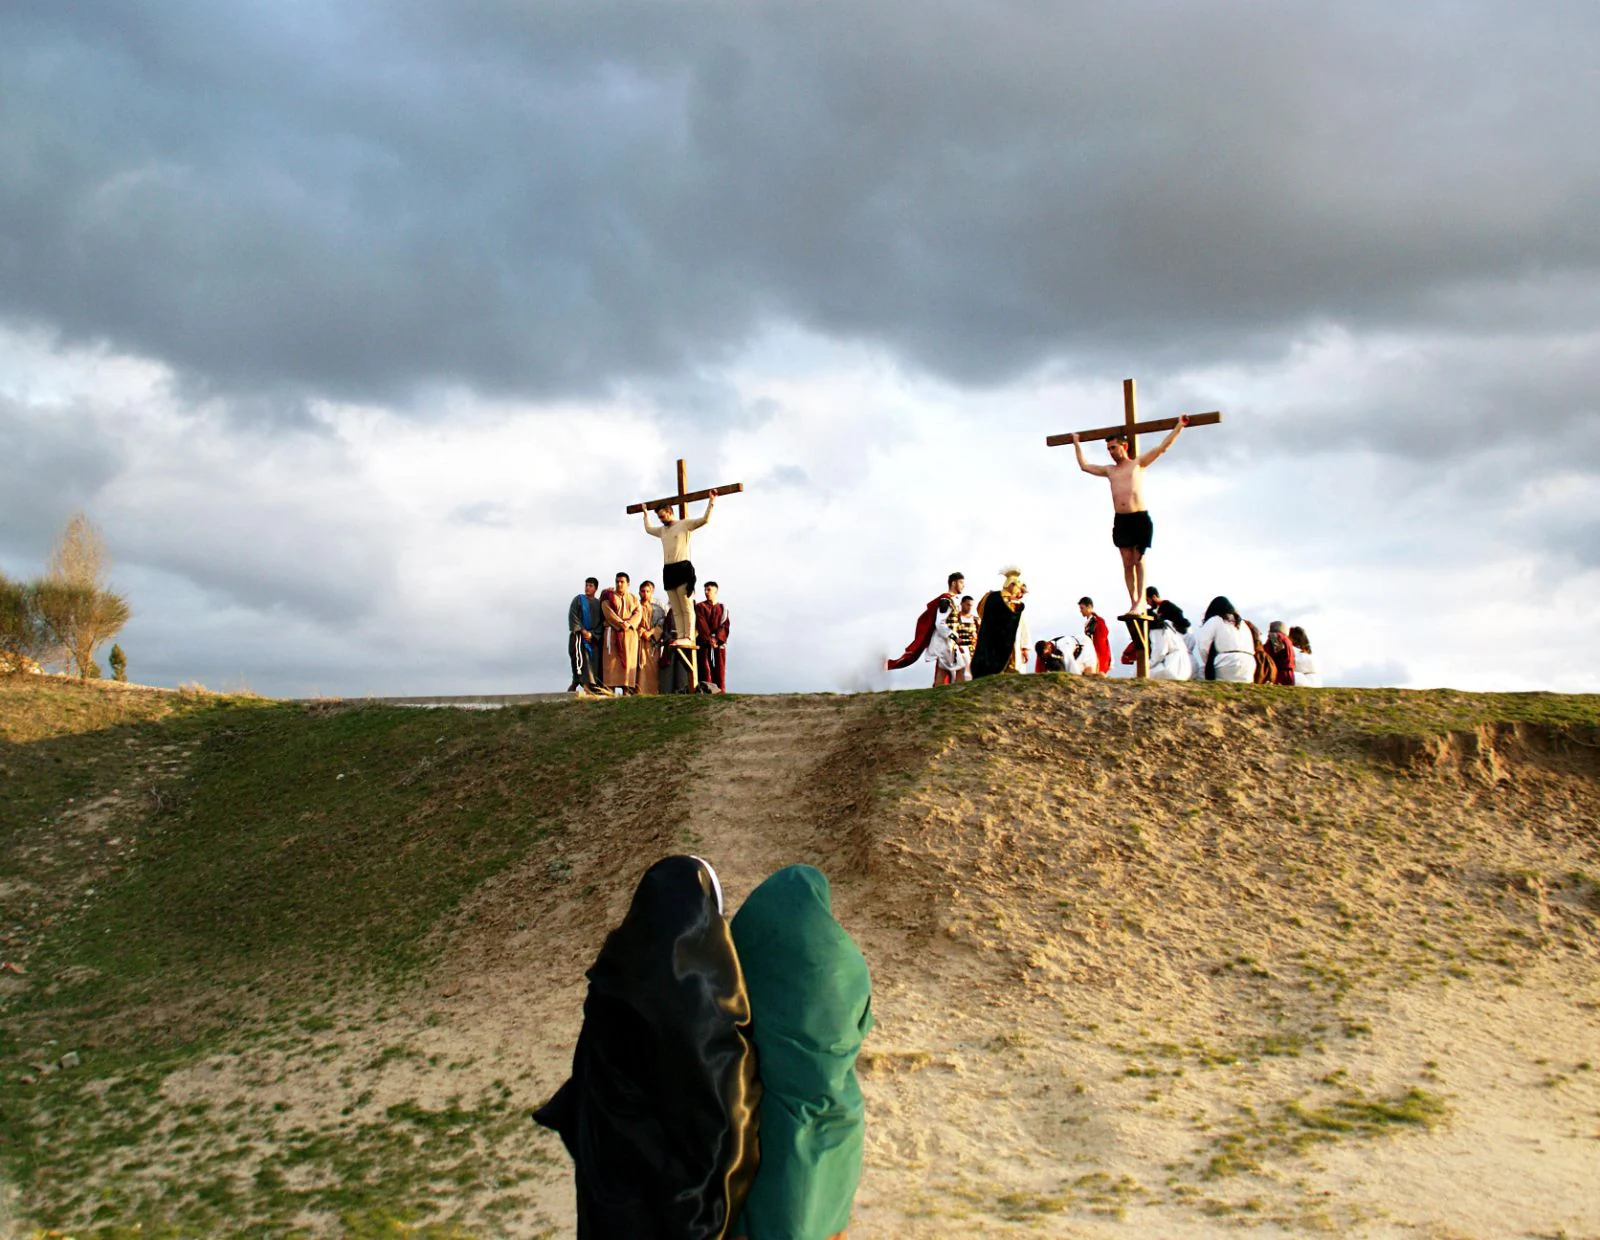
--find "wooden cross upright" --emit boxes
[624,458,745,518]
[1045,377,1222,459]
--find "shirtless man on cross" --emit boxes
[1073,415,1190,614]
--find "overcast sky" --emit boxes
[4,1,1598,696]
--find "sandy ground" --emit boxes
[146,685,1600,1237]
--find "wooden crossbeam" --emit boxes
[625,482,744,516]
[625,457,745,516]
[1046,377,1223,457]
[1046,410,1221,448]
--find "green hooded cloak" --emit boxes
[730,865,873,1240]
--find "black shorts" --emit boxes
[662,559,696,594]
[1112,510,1153,552]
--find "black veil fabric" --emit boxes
[971,590,1024,678]
[534,855,761,1239]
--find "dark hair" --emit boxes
[1155,599,1190,634]
[585,577,600,588]
[640,580,655,591]
[948,571,965,587]
[1034,639,1051,656]
[1145,586,1161,601]
[615,571,630,583]
[705,581,719,590]
[960,594,973,604]
[1078,596,1094,608]
[1289,625,1312,654]
[1204,596,1240,625]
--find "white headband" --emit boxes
[689,855,724,914]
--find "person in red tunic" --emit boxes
[1078,596,1112,675]
[695,582,731,693]
[885,572,964,675]
[1265,621,1296,685]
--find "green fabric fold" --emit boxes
[731,865,873,1240]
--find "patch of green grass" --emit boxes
[18,695,713,1015]
[1287,1086,1447,1133]
[1197,1084,1448,1185]
[1190,682,1600,736]
[0,683,714,1234]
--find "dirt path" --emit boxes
[462,692,915,1235]
[673,694,869,908]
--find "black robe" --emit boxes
[971,590,1023,678]
[534,856,761,1238]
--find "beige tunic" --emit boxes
[643,511,709,563]
[601,589,642,689]
[636,601,666,695]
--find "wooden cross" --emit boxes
[1048,378,1224,680]
[624,458,745,518]
[1045,377,1222,459]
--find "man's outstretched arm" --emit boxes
[687,488,717,531]
[1072,434,1110,477]
[1138,414,1190,466]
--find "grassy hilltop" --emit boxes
[0,676,1597,1238]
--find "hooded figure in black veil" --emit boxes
[534,855,761,1239]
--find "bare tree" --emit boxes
[38,514,131,679]
[48,512,110,591]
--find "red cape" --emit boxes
[886,594,949,670]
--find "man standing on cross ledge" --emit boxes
[644,489,716,650]
[1073,415,1190,615]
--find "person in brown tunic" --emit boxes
[601,572,642,694]
[636,580,666,696]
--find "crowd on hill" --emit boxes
[892,570,1320,686]
[1042,589,1320,685]
[566,572,731,697]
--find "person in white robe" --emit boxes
[1148,599,1194,681]
[1192,596,1255,682]
[1290,626,1321,687]
[1148,622,1194,680]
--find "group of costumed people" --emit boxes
[568,490,735,695]
[568,573,730,695]
[889,572,1320,687]
[1031,592,1318,685]
[535,857,872,1240]
[885,568,1034,683]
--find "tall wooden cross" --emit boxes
[1046,378,1224,679]
[624,458,745,518]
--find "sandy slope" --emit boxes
[147,682,1600,1237]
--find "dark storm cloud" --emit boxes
[4,0,1598,409]
[1154,330,1600,471]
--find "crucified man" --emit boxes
[1072,415,1190,614]
[643,489,716,648]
